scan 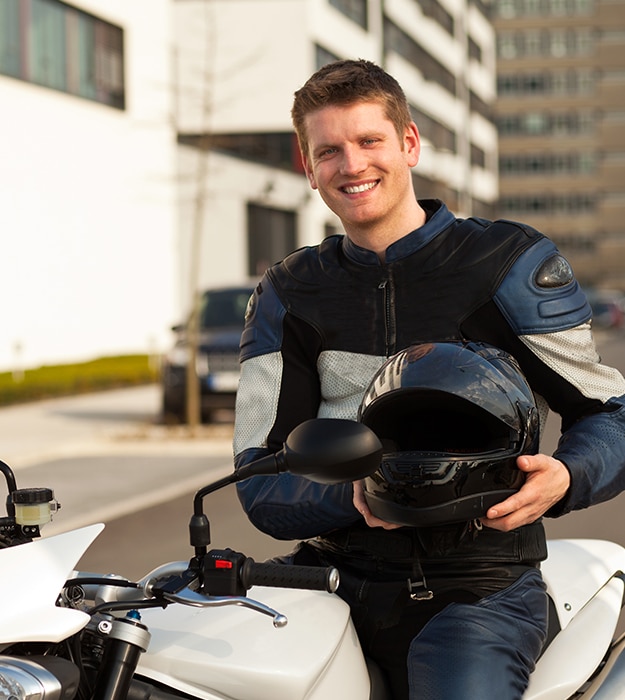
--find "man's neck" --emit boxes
[345,201,427,262]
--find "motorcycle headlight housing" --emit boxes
[0,656,77,700]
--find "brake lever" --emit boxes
[160,586,288,628]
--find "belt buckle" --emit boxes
[408,576,434,601]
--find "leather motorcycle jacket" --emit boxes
[233,199,625,566]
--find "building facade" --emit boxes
[0,0,497,370]
[0,0,177,370]
[174,0,499,296]
[493,0,625,291]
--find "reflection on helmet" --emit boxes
[358,341,539,527]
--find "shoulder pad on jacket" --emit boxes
[494,238,591,334]
[239,278,286,361]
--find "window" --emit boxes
[499,194,596,216]
[498,111,597,137]
[329,0,368,29]
[247,204,297,277]
[574,0,593,13]
[525,112,548,134]
[468,37,482,62]
[525,30,543,56]
[470,91,493,122]
[315,44,340,71]
[204,133,301,172]
[497,70,597,97]
[549,0,568,15]
[0,0,21,78]
[498,34,518,60]
[524,0,543,15]
[497,0,594,15]
[0,0,124,109]
[550,30,568,57]
[412,107,456,152]
[385,19,456,94]
[418,0,455,35]
[498,0,517,18]
[499,152,597,175]
[471,144,486,168]
[498,28,596,59]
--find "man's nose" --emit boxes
[339,145,367,175]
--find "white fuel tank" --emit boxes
[136,586,371,700]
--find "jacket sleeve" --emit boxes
[550,393,625,515]
[235,449,360,540]
[492,240,625,515]
[232,274,361,540]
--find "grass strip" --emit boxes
[0,355,159,407]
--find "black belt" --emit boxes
[318,527,416,560]
[316,528,438,600]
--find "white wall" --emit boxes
[174,0,311,134]
[0,0,498,371]
[174,147,336,313]
[0,0,177,372]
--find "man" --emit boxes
[233,59,625,698]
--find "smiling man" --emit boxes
[301,100,424,253]
[232,59,625,699]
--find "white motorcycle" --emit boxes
[1,418,625,700]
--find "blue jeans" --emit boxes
[407,569,548,699]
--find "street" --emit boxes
[2,330,624,581]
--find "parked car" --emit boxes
[161,285,255,423]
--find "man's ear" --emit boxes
[405,122,421,168]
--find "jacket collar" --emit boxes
[342,199,456,265]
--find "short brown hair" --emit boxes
[291,59,413,158]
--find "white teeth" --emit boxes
[343,182,376,194]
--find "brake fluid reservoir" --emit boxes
[11,488,59,526]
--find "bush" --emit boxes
[0,355,160,407]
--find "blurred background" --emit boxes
[0,0,624,574]
[1,0,623,384]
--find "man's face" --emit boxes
[302,101,420,236]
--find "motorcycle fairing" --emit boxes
[137,586,371,700]
[0,524,104,645]
[541,539,625,630]
[525,539,625,699]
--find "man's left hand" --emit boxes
[481,454,571,532]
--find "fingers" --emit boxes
[481,454,570,532]
[352,480,402,530]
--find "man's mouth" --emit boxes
[341,181,378,194]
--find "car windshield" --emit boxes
[200,289,252,328]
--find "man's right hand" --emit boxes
[352,480,402,530]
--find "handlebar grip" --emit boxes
[240,559,340,593]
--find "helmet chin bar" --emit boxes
[364,485,517,527]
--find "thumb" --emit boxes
[516,453,546,473]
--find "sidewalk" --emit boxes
[0,385,234,534]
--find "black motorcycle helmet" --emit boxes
[358,341,540,527]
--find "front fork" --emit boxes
[92,612,151,700]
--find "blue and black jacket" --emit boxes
[233,199,625,565]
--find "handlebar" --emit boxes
[241,559,339,593]
[203,548,340,597]
[69,551,340,627]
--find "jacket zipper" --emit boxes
[378,276,396,356]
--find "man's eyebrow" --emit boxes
[312,142,338,155]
